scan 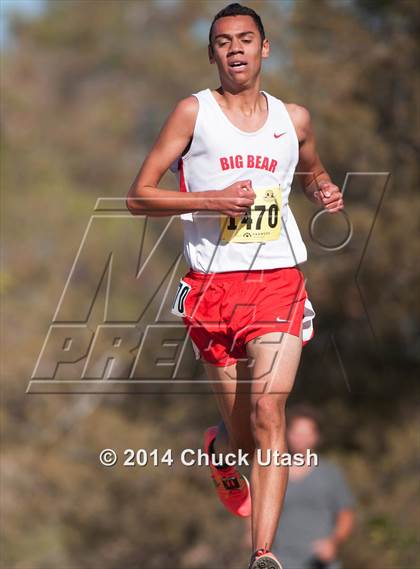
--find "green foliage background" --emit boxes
[1,1,419,568]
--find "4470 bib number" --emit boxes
[220,185,282,243]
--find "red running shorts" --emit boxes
[171,266,315,368]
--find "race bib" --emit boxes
[220,185,282,243]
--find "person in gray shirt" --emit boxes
[272,406,354,569]
[259,405,355,569]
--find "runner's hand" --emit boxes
[314,181,343,214]
[215,180,256,218]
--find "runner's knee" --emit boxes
[251,394,288,437]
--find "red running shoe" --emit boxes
[203,425,251,518]
[248,546,283,569]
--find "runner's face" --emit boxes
[209,15,269,86]
[287,418,320,454]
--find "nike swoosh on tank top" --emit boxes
[170,88,308,273]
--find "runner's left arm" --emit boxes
[292,105,344,214]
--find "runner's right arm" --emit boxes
[126,97,255,217]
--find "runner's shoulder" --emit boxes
[172,95,199,125]
[284,103,312,141]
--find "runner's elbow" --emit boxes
[126,196,146,215]
[126,186,150,215]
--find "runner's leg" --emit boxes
[203,360,255,457]
[246,328,303,553]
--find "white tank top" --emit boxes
[170,88,308,273]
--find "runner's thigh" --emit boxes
[245,329,303,399]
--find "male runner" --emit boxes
[127,4,344,568]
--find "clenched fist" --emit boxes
[314,181,344,214]
[213,180,256,218]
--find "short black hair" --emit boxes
[208,3,266,48]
